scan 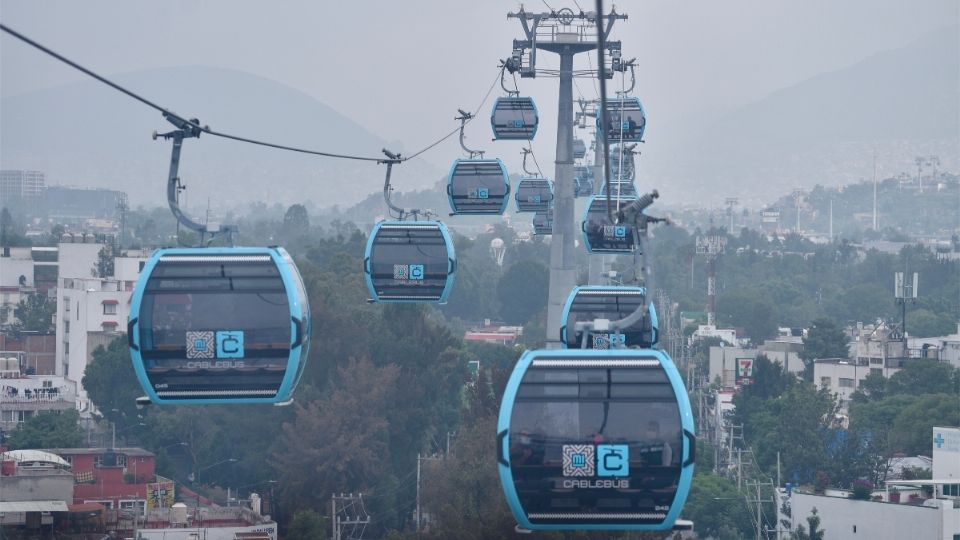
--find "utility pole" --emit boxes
[507,6,627,347]
[331,493,370,540]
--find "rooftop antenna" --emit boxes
[724,197,739,233]
[873,149,878,230]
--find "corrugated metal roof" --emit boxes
[0,500,69,513]
[0,449,70,467]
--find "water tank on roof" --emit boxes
[60,233,73,243]
[170,503,188,525]
[250,493,261,515]
[83,233,95,243]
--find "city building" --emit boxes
[53,447,156,514]
[0,333,56,376]
[909,324,960,369]
[54,247,148,413]
[708,338,805,389]
[41,186,126,223]
[0,367,77,434]
[0,170,46,205]
[0,449,73,532]
[788,426,960,540]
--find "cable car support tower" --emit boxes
[506,6,627,348]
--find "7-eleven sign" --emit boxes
[736,358,754,385]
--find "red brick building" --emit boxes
[49,447,155,515]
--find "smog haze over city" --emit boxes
[0,2,958,540]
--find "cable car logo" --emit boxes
[468,187,490,199]
[393,264,425,281]
[602,225,628,239]
[592,334,626,349]
[186,330,245,360]
[562,444,630,488]
[512,119,525,128]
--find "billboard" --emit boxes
[735,357,754,386]
[146,481,175,509]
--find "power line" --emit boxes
[0,23,497,165]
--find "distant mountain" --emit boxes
[650,25,959,206]
[0,66,443,209]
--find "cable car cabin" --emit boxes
[497,349,696,531]
[609,146,635,180]
[599,181,638,198]
[129,247,311,405]
[515,178,554,213]
[575,166,593,183]
[573,138,587,160]
[364,220,455,304]
[581,196,638,254]
[447,159,510,215]
[491,96,539,140]
[573,176,593,197]
[533,208,553,235]
[597,98,646,143]
[560,286,658,350]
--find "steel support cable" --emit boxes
[0,23,499,165]
[594,0,615,224]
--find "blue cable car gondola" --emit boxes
[447,159,510,215]
[497,348,696,531]
[582,195,638,254]
[491,96,539,140]
[573,138,587,160]
[364,220,455,303]
[597,97,646,143]
[128,247,311,405]
[533,207,553,235]
[515,178,554,213]
[574,176,595,198]
[559,286,658,349]
[599,181,638,198]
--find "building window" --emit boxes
[944,484,960,497]
[63,342,69,355]
[869,357,882,365]
[63,297,70,311]
[839,378,855,388]
[103,303,117,315]
[64,320,70,334]
[119,499,146,517]
[870,368,882,377]
[820,376,831,388]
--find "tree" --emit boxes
[273,357,399,511]
[496,259,548,325]
[717,290,778,345]
[886,359,960,397]
[92,245,114,278]
[0,207,30,247]
[6,409,84,449]
[12,293,55,333]
[83,336,143,428]
[287,509,328,540]
[281,204,311,246]
[790,507,825,540]
[800,318,849,380]
[907,308,956,338]
[682,474,754,539]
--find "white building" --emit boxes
[692,324,739,347]
[54,251,147,414]
[788,426,960,540]
[909,325,960,369]
[708,339,805,389]
[0,371,77,432]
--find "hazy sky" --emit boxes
[2,0,957,177]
